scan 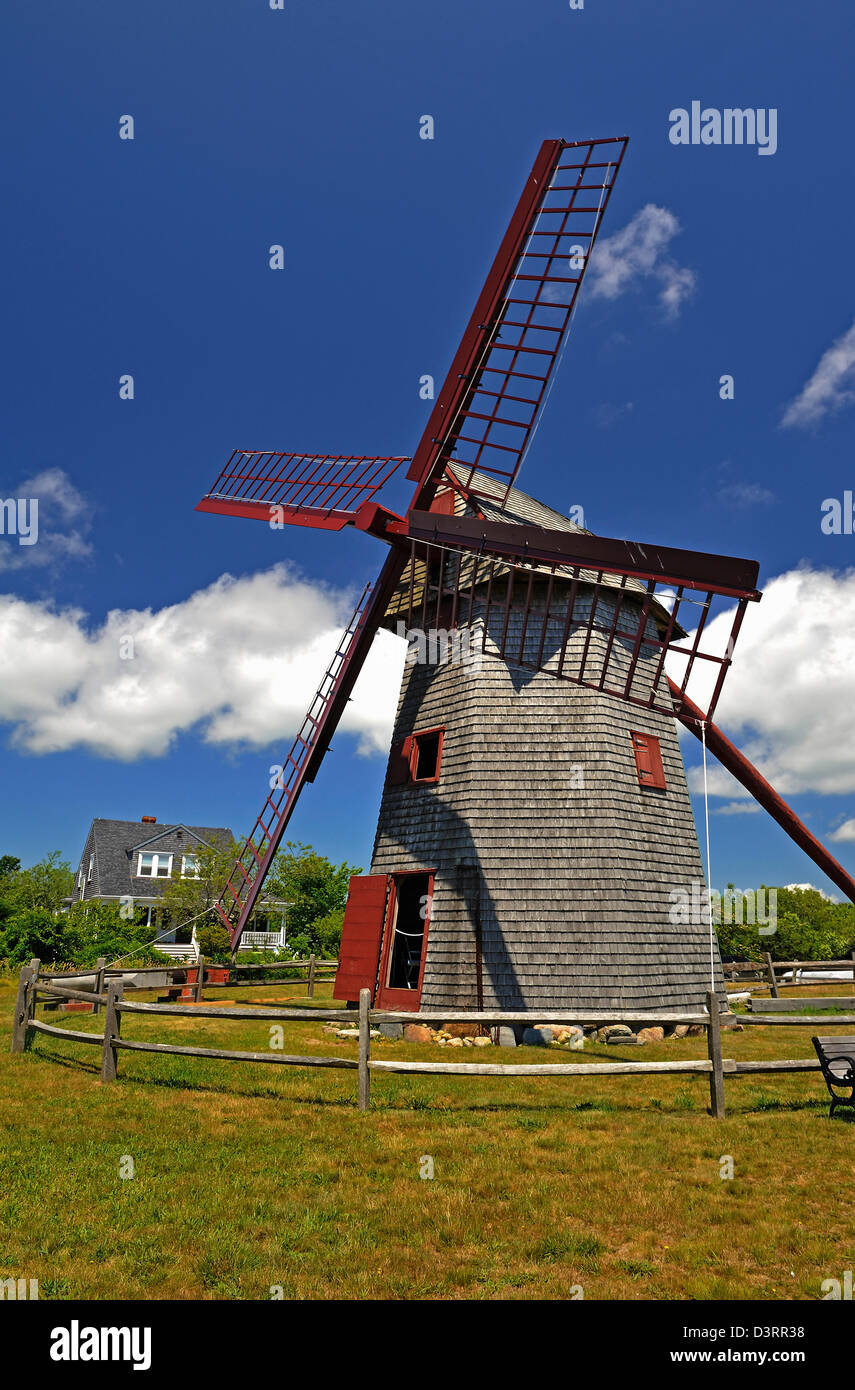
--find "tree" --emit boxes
[0,855,21,927]
[715,883,855,962]
[11,851,74,914]
[157,837,244,934]
[263,841,360,955]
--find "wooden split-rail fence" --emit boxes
[725,953,855,999]
[10,960,854,1119]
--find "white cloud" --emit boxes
[0,468,92,571]
[782,316,855,428]
[714,800,761,815]
[717,481,775,507]
[829,818,855,844]
[588,204,696,319]
[785,883,839,902]
[674,566,855,798]
[0,565,404,761]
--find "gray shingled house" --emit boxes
[336,468,726,1018]
[71,818,238,949]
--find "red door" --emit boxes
[333,874,390,1003]
[375,871,433,1011]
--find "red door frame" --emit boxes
[375,869,434,1011]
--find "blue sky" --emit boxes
[3,0,855,896]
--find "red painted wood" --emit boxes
[631,731,666,790]
[386,737,413,785]
[333,875,390,1003]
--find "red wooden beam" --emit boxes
[394,510,762,600]
[673,684,855,905]
[196,496,356,531]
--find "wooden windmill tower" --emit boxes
[197,136,855,1018]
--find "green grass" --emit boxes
[1,975,853,1300]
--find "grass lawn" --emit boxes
[1,974,853,1301]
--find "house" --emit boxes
[71,817,287,954]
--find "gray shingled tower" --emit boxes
[368,472,724,1016]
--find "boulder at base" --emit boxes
[403,1024,434,1044]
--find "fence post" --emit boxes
[194,955,206,1004]
[100,980,124,1084]
[10,965,35,1053]
[764,951,780,999]
[307,954,316,999]
[706,990,725,1119]
[93,957,107,1015]
[357,988,371,1112]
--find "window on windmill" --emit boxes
[137,851,173,879]
[386,728,445,786]
[630,731,666,791]
[87,854,94,882]
[412,728,443,783]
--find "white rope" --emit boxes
[108,904,216,968]
[699,719,716,992]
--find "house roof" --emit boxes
[78,819,234,900]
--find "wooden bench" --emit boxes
[811,1036,855,1118]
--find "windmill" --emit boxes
[197,137,855,1017]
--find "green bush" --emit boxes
[311,908,344,959]
[1,908,82,968]
[716,885,855,962]
[195,921,233,964]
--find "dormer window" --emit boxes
[137,851,172,879]
[181,854,200,879]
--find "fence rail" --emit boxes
[725,954,855,1000]
[10,962,853,1118]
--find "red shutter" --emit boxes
[630,731,666,790]
[430,488,456,515]
[386,736,413,785]
[333,874,390,1003]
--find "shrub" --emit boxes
[195,921,233,964]
[1,908,82,968]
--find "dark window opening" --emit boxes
[387,873,430,991]
[412,728,443,783]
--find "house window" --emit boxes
[137,852,172,879]
[87,854,94,882]
[630,731,666,790]
[181,854,200,879]
[78,871,85,892]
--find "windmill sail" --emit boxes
[407,137,628,508]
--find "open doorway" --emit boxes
[376,871,433,1009]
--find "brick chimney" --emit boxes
[141,816,157,824]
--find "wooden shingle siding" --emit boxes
[370,583,726,1016]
